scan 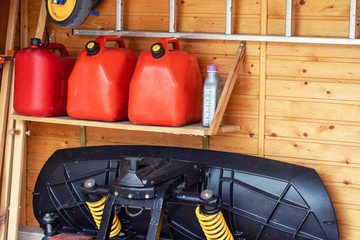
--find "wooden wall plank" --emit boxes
[265,138,360,166]
[265,119,360,143]
[267,79,360,101]
[267,59,360,79]
[23,0,360,238]
[266,99,360,122]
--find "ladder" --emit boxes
[75,0,360,45]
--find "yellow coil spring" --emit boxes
[86,196,122,238]
[195,205,234,240]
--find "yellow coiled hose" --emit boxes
[86,196,122,238]
[195,205,234,240]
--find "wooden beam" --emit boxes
[0,0,20,180]
[20,0,29,49]
[0,67,16,240]
[207,42,246,135]
[7,120,26,240]
[19,0,29,227]
[258,0,268,157]
[35,0,47,40]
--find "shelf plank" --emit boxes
[10,115,240,136]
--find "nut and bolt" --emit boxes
[84,179,96,189]
[200,189,214,200]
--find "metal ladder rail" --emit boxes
[76,0,360,45]
[285,0,358,39]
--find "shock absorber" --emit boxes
[86,196,122,238]
[195,189,234,240]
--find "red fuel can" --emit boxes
[14,38,77,116]
[67,36,137,121]
[128,38,203,126]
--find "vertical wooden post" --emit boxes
[0,0,20,238]
[0,67,16,240]
[258,0,268,157]
[7,120,27,240]
[19,0,29,227]
[35,0,47,40]
[0,0,20,184]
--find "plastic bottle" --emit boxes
[202,65,223,127]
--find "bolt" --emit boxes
[84,179,96,189]
[200,189,214,200]
[145,194,150,199]
[128,194,132,199]
[193,165,198,169]
[114,191,119,196]
[150,180,155,185]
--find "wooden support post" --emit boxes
[19,0,29,227]
[0,0,20,238]
[20,0,29,48]
[207,42,246,135]
[0,66,16,240]
[258,0,268,157]
[0,0,20,184]
[7,120,27,240]
[2,1,46,238]
[35,0,47,40]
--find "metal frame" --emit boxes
[285,0,293,37]
[75,0,360,45]
[349,0,358,39]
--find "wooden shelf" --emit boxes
[10,114,240,136]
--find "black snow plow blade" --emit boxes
[33,145,339,240]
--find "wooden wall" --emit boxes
[23,0,360,239]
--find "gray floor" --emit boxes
[18,226,44,240]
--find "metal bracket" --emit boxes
[0,50,14,64]
[79,126,86,147]
[202,135,210,150]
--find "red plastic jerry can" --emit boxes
[128,37,203,126]
[67,36,137,122]
[14,38,77,117]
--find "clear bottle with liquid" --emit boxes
[202,65,223,127]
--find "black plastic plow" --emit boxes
[33,145,339,240]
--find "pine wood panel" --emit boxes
[268,0,351,17]
[22,0,360,238]
[267,59,360,79]
[264,155,360,186]
[265,119,360,143]
[265,138,360,166]
[266,79,360,101]
[266,99,360,122]
[267,42,360,58]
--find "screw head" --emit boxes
[200,189,214,200]
[145,194,150,199]
[128,194,133,199]
[84,179,96,189]
[114,191,119,196]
